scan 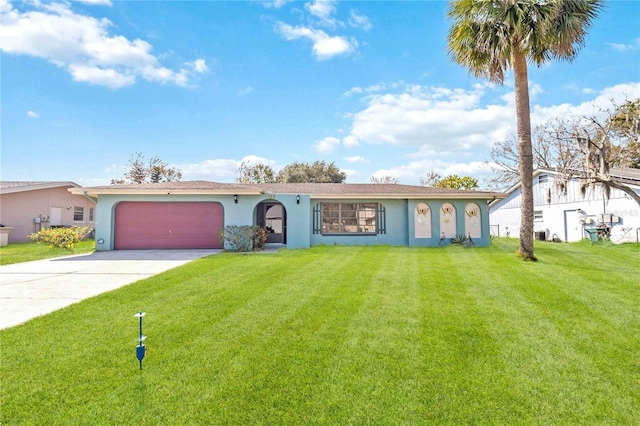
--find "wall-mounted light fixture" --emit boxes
[234,195,238,204]
[577,208,582,213]
[296,194,300,204]
[66,206,72,210]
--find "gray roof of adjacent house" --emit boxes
[0,181,80,195]
[609,167,640,186]
[70,181,505,200]
[490,167,640,206]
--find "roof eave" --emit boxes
[311,193,505,200]
[1,181,79,195]
[69,188,263,197]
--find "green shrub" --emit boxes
[252,226,269,251]
[220,225,269,252]
[29,226,92,250]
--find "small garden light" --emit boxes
[134,312,146,370]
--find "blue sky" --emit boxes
[1,0,639,187]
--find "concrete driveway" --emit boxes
[0,249,220,330]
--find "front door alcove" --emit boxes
[257,202,286,244]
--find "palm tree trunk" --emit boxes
[513,50,536,260]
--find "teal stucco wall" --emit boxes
[92,194,491,251]
[93,193,310,251]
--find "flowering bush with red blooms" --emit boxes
[29,226,91,250]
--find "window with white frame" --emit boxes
[73,207,84,222]
[534,210,543,221]
[89,208,95,222]
[538,174,549,184]
[321,203,378,234]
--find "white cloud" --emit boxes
[530,82,640,126]
[27,110,40,118]
[262,0,291,9]
[342,81,640,185]
[179,159,242,180]
[342,135,359,147]
[0,1,207,88]
[370,159,494,185]
[608,38,640,52]
[179,155,278,181]
[192,59,208,73]
[69,64,135,88]
[305,0,335,20]
[341,168,358,179]
[313,136,340,154]
[343,86,363,97]
[343,82,400,97]
[76,0,112,5]
[276,22,355,60]
[239,155,277,168]
[345,155,367,163]
[344,84,512,151]
[348,10,371,31]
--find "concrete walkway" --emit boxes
[0,249,221,330]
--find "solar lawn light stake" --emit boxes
[134,312,146,370]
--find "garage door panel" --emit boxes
[115,202,223,249]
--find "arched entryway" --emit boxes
[257,201,286,244]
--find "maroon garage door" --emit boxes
[115,202,223,249]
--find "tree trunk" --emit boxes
[513,50,536,260]
[607,179,640,207]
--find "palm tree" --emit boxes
[447,0,602,260]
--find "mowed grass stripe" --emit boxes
[1,241,639,424]
[414,246,523,423]
[312,247,424,424]
[467,244,639,423]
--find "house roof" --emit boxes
[69,181,505,200]
[609,167,640,186]
[491,167,640,205]
[0,181,80,195]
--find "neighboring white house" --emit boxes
[489,168,640,244]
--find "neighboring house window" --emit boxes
[319,203,383,234]
[89,208,95,222]
[534,210,543,221]
[74,207,84,222]
[538,174,548,185]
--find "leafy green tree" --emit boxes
[435,175,479,190]
[235,161,277,184]
[448,0,602,260]
[276,161,346,183]
[111,152,182,184]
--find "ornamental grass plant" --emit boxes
[1,239,638,424]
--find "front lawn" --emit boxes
[0,240,95,265]
[1,240,638,424]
